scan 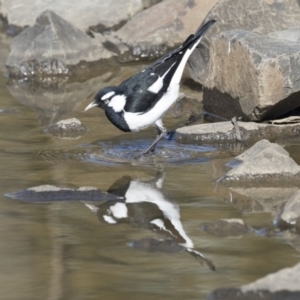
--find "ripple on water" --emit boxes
[82,139,216,166]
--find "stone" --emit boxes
[116,0,218,60]
[5,10,121,79]
[189,0,300,85]
[46,118,88,139]
[175,121,300,145]
[0,0,148,34]
[200,219,249,237]
[275,190,300,227]
[5,185,123,203]
[202,29,300,121]
[222,140,300,182]
[209,262,300,300]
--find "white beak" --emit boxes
[84,101,97,112]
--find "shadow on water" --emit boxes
[5,172,215,271]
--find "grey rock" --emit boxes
[116,0,218,60]
[189,0,300,85]
[200,219,249,237]
[223,140,300,182]
[175,121,300,145]
[5,10,120,79]
[267,27,300,43]
[46,118,88,139]
[209,262,300,300]
[276,190,300,227]
[0,0,148,33]
[201,29,300,121]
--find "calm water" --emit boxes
[0,65,300,300]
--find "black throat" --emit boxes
[105,109,131,132]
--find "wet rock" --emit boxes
[175,121,300,145]
[209,262,300,300]
[275,190,300,228]
[5,10,121,79]
[222,140,300,183]
[128,238,185,253]
[5,185,123,203]
[200,219,249,238]
[46,118,88,139]
[189,0,300,85]
[0,0,148,34]
[116,0,218,60]
[201,29,300,121]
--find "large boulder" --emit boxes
[0,0,150,34]
[188,0,300,122]
[189,0,300,84]
[202,30,300,121]
[5,10,122,79]
[116,0,218,60]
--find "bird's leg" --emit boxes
[143,120,167,155]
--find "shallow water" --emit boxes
[1,66,300,300]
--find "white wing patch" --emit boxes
[147,63,176,94]
[147,76,163,93]
[101,91,115,100]
[108,95,126,113]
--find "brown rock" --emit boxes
[116,0,218,60]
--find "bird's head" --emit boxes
[84,87,126,113]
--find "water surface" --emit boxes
[0,68,300,300]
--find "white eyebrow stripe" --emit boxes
[101,91,115,100]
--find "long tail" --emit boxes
[148,19,216,71]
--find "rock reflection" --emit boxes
[85,173,215,270]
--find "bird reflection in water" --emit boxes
[85,173,215,270]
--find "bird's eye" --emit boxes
[104,99,109,105]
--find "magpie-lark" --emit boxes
[85,19,216,154]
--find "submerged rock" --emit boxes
[128,238,185,253]
[209,263,300,300]
[5,185,123,203]
[46,118,88,139]
[6,10,121,79]
[200,219,249,238]
[175,121,300,145]
[219,186,298,214]
[116,0,218,60]
[222,140,300,183]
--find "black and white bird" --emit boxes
[85,19,216,154]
